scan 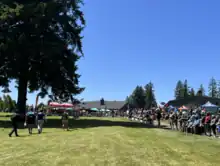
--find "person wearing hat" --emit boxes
[9,111,20,137]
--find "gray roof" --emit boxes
[80,101,126,110]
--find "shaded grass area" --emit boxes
[0,115,169,129]
[0,117,220,166]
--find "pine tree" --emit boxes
[131,86,146,109]
[208,77,218,98]
[174,80,184,99]
[217,81,220,98]
[0,0,85,113]
[6,95,16,111]
[0,97,4,111]
[196,84,206,96]
[144,82,157,109]
[189,88,195,97]
[183,79,189,98]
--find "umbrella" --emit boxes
[66,108,74,111]
[90,108,99,111]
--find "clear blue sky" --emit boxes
[1,0,220,105]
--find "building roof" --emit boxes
[80,100,126,110]
[167,96,220,108]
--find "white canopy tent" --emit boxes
[201,101,219,114]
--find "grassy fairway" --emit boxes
[0,117,220,166]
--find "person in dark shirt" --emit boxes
[61,111,69,130]
[156,108,162,127]
[26,110,36,134]
[37,110,46,134]
[210,115,218,137]
[9,111,20,137]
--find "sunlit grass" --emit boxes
[0,117,219,166]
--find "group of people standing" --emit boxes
[127,108,162,127]
[9,108,46,137]
[8,109,70,137]
[168,108,220,137]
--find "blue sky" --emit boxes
[1,0,220,105]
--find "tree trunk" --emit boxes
[17,74,28,114]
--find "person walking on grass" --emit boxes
[156,108,162,127]
[25,108,36,135]
[37,110,46,134]
[61,110,69,131]
[9,111,20,137]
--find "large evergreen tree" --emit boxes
[131,86,145,109]
[0,94,16,111]
[0,97,4,111]
[174,80,184,99]
[208,77,218,98]
[0,0,85,113]
[125,95,134,109]
[144,82,157,109]
[183,79,189,98]
[217,81,220,98]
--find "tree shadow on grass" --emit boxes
[0,118,171,130]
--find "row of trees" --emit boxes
[0,94,46,112]
[174,77,220,99]
[125,82,157,109]
[0,95,16,111]
[0,0,86,113]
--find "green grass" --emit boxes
[0,117,220,166]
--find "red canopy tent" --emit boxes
[62,103,74,107]
[49,102,63,107]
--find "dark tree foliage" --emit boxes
[196,84,205,96]
[131,86,146,109]
[174,80,184,99]
[183,79,189,98]
[0,0,85,113]
[144,82,157,109]
[189,88,195,97]
[208,77,218,98]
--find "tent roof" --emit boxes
[100,109,111,112]
[202,101,218,107]
[179,105,188,110]
[90,108,99,111]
